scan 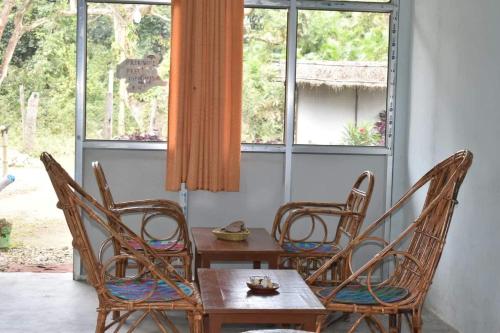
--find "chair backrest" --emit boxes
[92,161,116,209]
[316,151,473,307]
[40,152,193,303]
[394,150,473,298]
[334,171,375,245]
[272,171,374,246]
[92,160,187,246]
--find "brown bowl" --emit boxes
[246,282,280,294]
[212,228,250,241]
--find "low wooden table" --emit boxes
[198,269,326,333]
[191,227,284,278]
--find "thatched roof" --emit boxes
[282,60,387,91]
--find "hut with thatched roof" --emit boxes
[287,60,387,145]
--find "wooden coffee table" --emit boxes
[191,227,284,279]
[198,269,326,333]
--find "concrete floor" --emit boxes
[0,273,457,333]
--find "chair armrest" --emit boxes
[306,235,387,285]
[99,238,198,305]
[271,201,347,240]
[113,199,183,213]
[109,203,189,246]
[279,207,360,244]
[316,248,423,307]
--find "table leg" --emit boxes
[207,314,223,333]
[268,255,280,269]
[194,251,200,282]
[200,256,211,268]
[302,315,318,331]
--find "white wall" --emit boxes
[82,149,387,268]
[295,85,386,145]
[408,1,500,331]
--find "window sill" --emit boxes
[82,140,391,155]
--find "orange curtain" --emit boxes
[166,0,244,192]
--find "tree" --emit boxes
[0,0,76,155]
[0,0,54,88]
[242,8,287,144]
[84,3,170,139]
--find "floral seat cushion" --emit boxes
[106,278,193,302]
[282,241,339,254]
[316,285,409,305]
[127,239,185,251]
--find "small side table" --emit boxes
[191,227,284,279]
[198,269,326,333]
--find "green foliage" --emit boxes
[85,3,170,139]
[297,11,389,62]
[0,0,75,156]
[242,8,287,144]
[342,122,382,146]
[0,3,389,154]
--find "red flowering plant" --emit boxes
[342,122,382,146]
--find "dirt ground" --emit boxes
[0,154,73,272]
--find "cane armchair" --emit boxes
[272,171,374,280]
[306,150,473,333]
[92,161,192,280]
[41,153,203,333]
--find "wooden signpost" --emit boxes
[116,54,167,93]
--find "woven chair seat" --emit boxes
[106,278,193,302]
[316,285,409,305]
[282,241,339,254]
[127,239,185,251]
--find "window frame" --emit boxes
[78,0,399,155]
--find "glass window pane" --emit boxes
[242,8,287,144]
[341,0,390,2]
[302,0,390,2]
[85,4,170,141]
[295,11,390,146]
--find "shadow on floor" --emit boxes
[0,273,457,332]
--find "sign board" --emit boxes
[116,54,167,93]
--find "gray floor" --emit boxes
[0,273,457,333]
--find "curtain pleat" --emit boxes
[166,0,243,192]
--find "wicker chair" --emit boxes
[271,171,374,280]
[92,161,192,281]
[41,153,203,333]
[306,150,473,333]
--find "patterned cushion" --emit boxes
[316,285,409,305]
[106,278,193,302]
[282,241,338,254]
[128,239,185,251]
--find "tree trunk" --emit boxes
[103,70,113,139]
[1,128,8,177]
[23,92,39,152]
[111,6,135,137]
[68,0,77,14]
[0,0,34,89]
[19,85,26,125]
[0,14,24,87]
[149,98,158,135]
[118,81,126,136]
[130,100,144,133]
[0,0,15,42]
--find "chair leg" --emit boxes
[185,254,192,281]
[411,311,422,333]
[112,256,130,320]
[389,314,401,333]
[188,311,203,333]
[95,310,108,333]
